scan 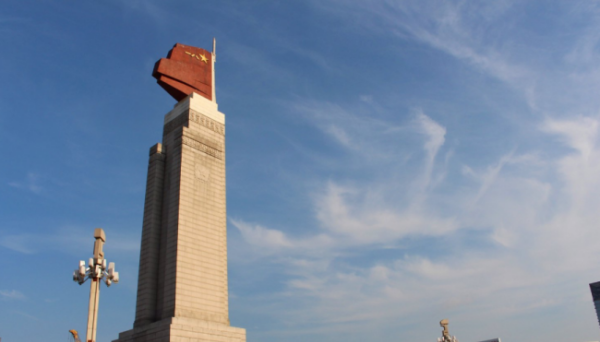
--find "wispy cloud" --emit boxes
[311,0,536,105]
[310,0,600,123]
[314,182,457,244]
[13,311,39,321]
[225,41,295,84]
[542,116,599,159]
[221,2,600,336]
[232,95,600,340]
[0,226,139,255]
[8,172,42,194]
[289,99,406,160]
[0,289,26,300]
[414,109,447,197]
[462,151,515,207]
[232,219,294,251]
[118,0,171,27]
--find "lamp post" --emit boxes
[438,319,458,342]
[72,228,119,342]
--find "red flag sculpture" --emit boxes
[152,43,213,102]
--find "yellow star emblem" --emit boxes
[200,54,209,63]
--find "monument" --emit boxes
[113,41,246,342]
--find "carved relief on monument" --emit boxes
[181,129,223,160]
[189,110,225,135]
[163,110,225,137]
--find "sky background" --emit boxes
[1,1,600,341]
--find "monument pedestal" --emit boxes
[114,317,245,342]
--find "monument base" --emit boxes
[113,317,246,342]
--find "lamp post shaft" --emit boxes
[86,277,101,342]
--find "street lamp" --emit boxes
[72,228,119,342]
[438,319,458,342]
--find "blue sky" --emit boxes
[2,1,600,341]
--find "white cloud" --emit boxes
[0,289,26,300]
[224,2,600,340]
[231,219,293,251]
[0,226,139,255]
[416,110,446,160]
[414,110,447,195]
[312,0,537,108]
[8,172,42,194]
[13,311,39,321]
[314,182,457,243]
[359,95,373,104]
[464,151,514,207]
[324,125,352,148]
[290,100,405,159]
[232,105,600,340]
[542,116,599,158]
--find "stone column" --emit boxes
[134,143,166,327]
[114,93,245,342]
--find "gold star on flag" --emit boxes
[200,54,209,63]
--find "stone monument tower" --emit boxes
[113,41,246,342]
